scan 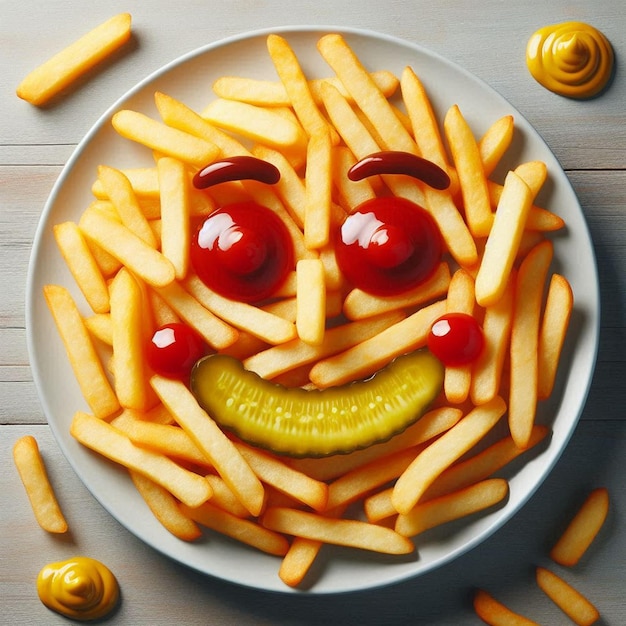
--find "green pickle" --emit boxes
[190,349,443,457]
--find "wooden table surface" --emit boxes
[1,1,624,624]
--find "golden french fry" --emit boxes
[155,280,239,350]
[112,109,219,168]
[80,209,176,287]
[536,567,600,626]
[444,104,492,237]
[243,310,404,381]
[310,299,446,388]
[110,268,154,411]
[202,98,307,152]
[296,258,326,345]
[537,274,573,399]
[343,262,450,320]
[550,488,609,567]
[473,589,540,626]
[317,34,416,154]
[444,269,476,404]
[71,411,213,508]
[509,240,553,449]
[98,165,157,247]
[84,313,113,345]
[129,470,202,541]
[304,131,333,249]
[92,166,160,200]
[262,507,414,555]
[267,34,339,143]
[13,436,68,533]
[53,221,110,314]
[205,475,251,518]
[16,13,132,106]
[157,157,190,280]
[475,171,534,307]
[471,274,515,405]
[478,115,515,178]
[44,285,119,418]
[180,501,289,556]
[332,145,377,212]
[184,274,296,345]
[514,160,548,198]
[392,396,506,515]
[150,375,265,517]
[395,478,509,537]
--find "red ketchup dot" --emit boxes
[335,197,442,296]
[427,313,485,366]
[147,323,206,380]
[191,202,294,303]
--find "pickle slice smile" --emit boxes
[190,350,443,458]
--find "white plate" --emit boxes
[26,26,599,594]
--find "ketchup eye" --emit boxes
[335,197,442,296]
[147,323,206,380]
[427,313,485,366]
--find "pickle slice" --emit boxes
[190,349,443,457]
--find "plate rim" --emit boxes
[25,24,601,595]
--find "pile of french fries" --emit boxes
[42,32,578,588]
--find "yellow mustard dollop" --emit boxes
[526,21,614,98]
[37,557,119,621]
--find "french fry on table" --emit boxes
[536,567,600,626]
[473,589,540,626]
[16,13,132,106]
[550,488,609,567]
[13,436,68,533]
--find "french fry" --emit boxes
[296,258,326,345]
[509,240,553,449]
[550,488,609,567]
[155,280,239,350]
[475,171,534,307]
[332,145,377,211]
[202,98,307,153]
[364,425,548,523]
[44,284,119,418]
[304,131,333,249]
[98,165,157,247]
[478,115,515,178]
[536,567,600,626]
[317,34,416,154]
[444,104,492,237]
[205,474,251,518]
[212,70,398,107]
[53,221,110,314]
[395,478,509,537]
[443,269,476,404]
[180,501,289,556]
[110,268,154,411]
[262,507,414,555]
[80,209,176,288]
[84,312,113,345]
[129,470,202,541]
[473,589,540,626]
[243,310,404,381]
[92,166,160,200]
[16,13,132,106]
[267,34,339,144]
[150,375,265,517]
[184,274,296,345]
[112,109,219,168]
[71,411,213,508]
[309,299,446,388]
[157,157,190,280]
[392,396,506,515]
[13,436,68,533]
[471,275,514,405]
[537,274,573,399]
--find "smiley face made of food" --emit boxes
[161,152,481,457]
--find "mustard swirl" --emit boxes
[526,21,614,98]
[37,557,119,621]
